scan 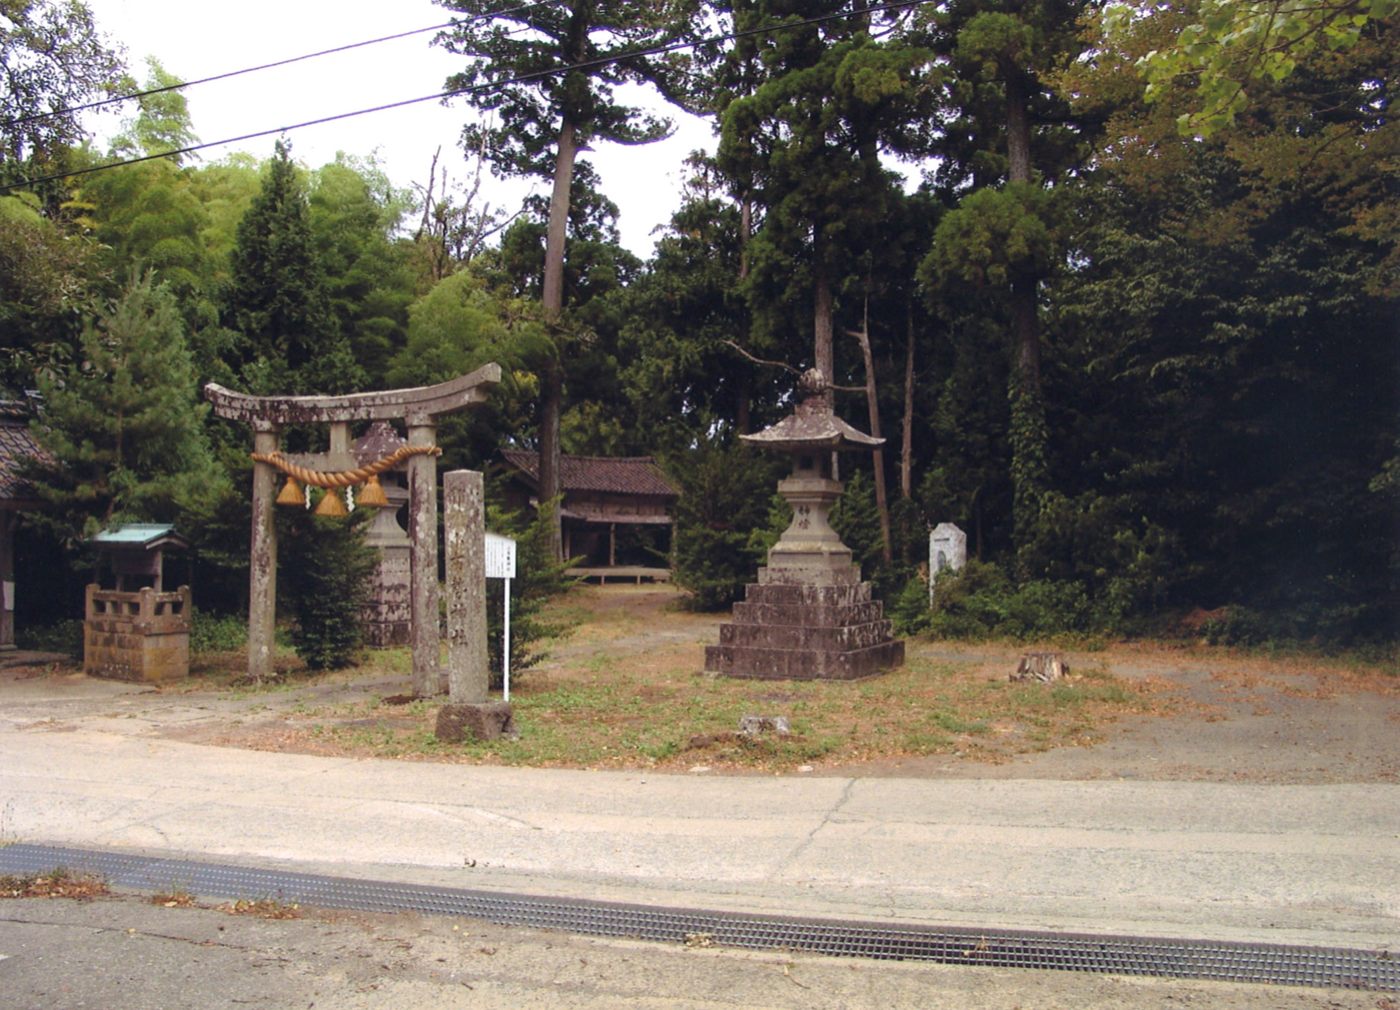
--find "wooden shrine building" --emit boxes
[0,396,45,652]
[500,451,679,582]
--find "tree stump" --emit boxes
[1012,652,1069,683]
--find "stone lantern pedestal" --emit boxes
[704,376,904,680]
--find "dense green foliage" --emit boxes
[221,141,365,395]
[0,0,122,173]
[24,273,221,547]
[279,510,376,670]
[3,0,1395,649]
[670,445,783,610]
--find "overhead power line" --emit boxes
[1,0,551,130]
[0,1,926,196]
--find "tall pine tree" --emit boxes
[26,273,220,547]
[914,0,1092,565]
[221,141,364,395]
[435,0,704,557]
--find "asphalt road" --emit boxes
[2,668,1397,1008]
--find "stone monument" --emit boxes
[704,370,904,680]
[435,469,514,742]
[928,521,967,603]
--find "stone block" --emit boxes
[705,639,904,681]
[436,702,515,743]
[707,567,903,681]
[718,619,896,652]
[738,714,790,736]
[731,599,883,628]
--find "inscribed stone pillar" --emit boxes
[928,522,967,603]
[444,469,488,704]
[248,424,279,681]
[407,420,440,697]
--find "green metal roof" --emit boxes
[88,524,189,550]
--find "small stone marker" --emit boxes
[1012,652,1069,683]
[436,701,515,743]
[738,714,791,737]
[928,522,967,602]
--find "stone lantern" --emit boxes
[354,421,412,646]
[704,370,904,680]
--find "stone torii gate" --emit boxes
[206,364,501,693]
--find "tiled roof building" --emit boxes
[0,399,45,504]
[1,397,47,650]
[499,451,678,577]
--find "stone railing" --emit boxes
[84,585,191,682]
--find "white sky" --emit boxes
[81,0,717,257]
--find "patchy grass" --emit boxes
[173,585,1397,775]
[208,585,1181,773]
[0,867,110,900]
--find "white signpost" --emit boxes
[484,532,517,700]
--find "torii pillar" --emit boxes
[206,364,501,694]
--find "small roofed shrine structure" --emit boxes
[500,451,678,582]
[0,396,45,651]
[84,524,192,683]
[206,365,501,693]
[705,369,904,680]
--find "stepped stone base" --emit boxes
[705,575,904,681]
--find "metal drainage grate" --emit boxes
[2,843,1395,991]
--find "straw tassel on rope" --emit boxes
[252,445,442,513]
[251,444,442,488]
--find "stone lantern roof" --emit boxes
[354,421,408,468]
[739,369,884,453]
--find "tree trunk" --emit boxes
[813,259,834,393]
[735,370,751,436]
[738,197,752,281]
[900,301,915,500]
[852,310,892,564]
[1005,73,1032,185]
[542,118,576,316]
[736,194,752,435]
[1009,271,1048,551]
[1004,72,1048,557]
[538,116,578,562]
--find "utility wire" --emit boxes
[0,1,926,196]
[2,0,551,130]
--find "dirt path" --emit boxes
[3,585,1396,783]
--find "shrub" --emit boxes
[190,610,246,653]
[830,469,882,576]
[14,619,83,655]
[926,560,1094,640]
[670,444,783,610]
[888,574,933,636]
[279,507,375,671]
